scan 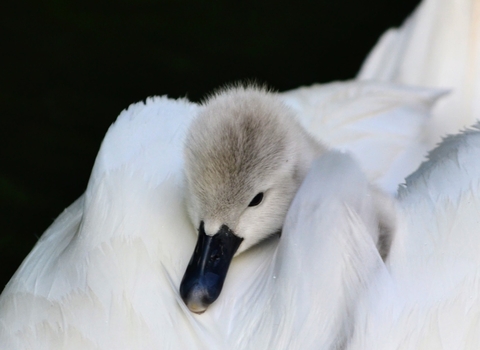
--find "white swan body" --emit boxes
[0,81,438,348]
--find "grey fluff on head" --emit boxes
[184,84,325,254]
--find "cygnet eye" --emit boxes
[248,192,264,207]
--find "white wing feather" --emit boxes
[281,81,444,193]
[358,0,480,147]
[350,123,480,349]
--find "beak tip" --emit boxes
[180,280,218,314]
[186,301,208,314]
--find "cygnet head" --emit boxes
[180,85,325,313]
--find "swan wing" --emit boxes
[281,81,444,193]
[350,123,480,349]
[217,152,386,348]
[358,0,480,147]
[0,97,221,349]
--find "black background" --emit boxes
[0,0,420,291]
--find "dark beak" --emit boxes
[179,221,243,314]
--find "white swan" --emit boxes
[3,0,480,345]
[0,81,438,348]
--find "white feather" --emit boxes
[358,0,480,147]
[281,81,443,193]
[349,123,480,349]
[4,0,480,346]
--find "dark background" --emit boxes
[1,0,420,291]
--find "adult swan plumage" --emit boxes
[350,122,480,349]
[0,82,439,348]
